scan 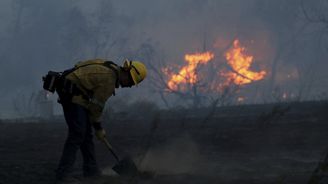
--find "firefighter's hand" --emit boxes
[95,128,106,141]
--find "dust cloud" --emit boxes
[138,134,201,175]
[102,133,205,176]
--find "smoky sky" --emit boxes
[0,0,327,117]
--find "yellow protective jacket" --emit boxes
[65,59,119,123]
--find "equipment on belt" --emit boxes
[42,71,61,93]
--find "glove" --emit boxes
[95,128,106,141]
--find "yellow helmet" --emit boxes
[123,60,147,85]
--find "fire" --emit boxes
[164,39,267,94]
[167,52,214,90]
[224,40,266,85]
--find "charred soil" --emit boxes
[0,101,327,184]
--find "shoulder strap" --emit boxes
[75,60,103,67]
[64,60,118,77]
[103,61,120,88]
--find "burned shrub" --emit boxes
[125,100,160,120]
[103,99,159,122]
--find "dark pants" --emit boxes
[56,102,100,179]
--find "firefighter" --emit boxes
[54,59,147,182]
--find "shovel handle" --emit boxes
[102,138,120,163]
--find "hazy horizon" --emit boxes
[0,0,327,118]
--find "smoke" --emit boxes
[101,133,202,177]
[136,133,201,175]
[101,167,119,177]
[1,0,327,117]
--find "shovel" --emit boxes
[102,138,139,177]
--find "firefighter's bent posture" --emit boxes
[54,59,147,181]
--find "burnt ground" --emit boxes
[0,101,328,184]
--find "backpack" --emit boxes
[43,60,119,93]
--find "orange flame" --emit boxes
[164,39,267,94]
[167,52,214,90]
[224,40,266,85]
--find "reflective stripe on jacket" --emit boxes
[65,59,118,123]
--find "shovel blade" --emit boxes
[112,157,138,177]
